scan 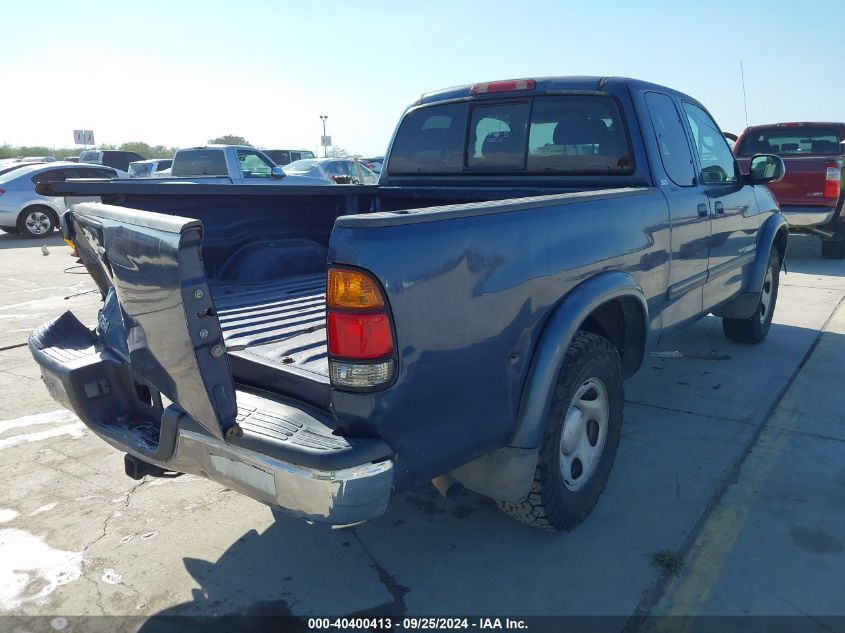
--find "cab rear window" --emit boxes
[171,149,228,176]
[738,127,842,156]
[388,95,633,175]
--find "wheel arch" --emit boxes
[448,271,648,502]
[511,271,648,450]
[712,213,788,319]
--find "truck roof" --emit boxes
[416,76,698,106]
[742,122,845,132]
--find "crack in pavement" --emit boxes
[75,479,149,615]
[350,529,409,616]
[624,399,758,428]
[83,479,148,555]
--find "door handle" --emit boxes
[697,203,708,218]
[714,201,725,215]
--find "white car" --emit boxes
[282,158,378,184]
[0,162,116,237]
[128,159,174,178]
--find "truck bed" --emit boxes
[211,273,331,409]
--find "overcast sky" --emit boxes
[2,0,843,156]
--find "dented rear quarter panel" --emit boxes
[328,188,671,488]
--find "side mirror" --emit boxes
[746,154,785,185]
[271,166,285,179]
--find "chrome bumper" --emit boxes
[166,429,394,525]
[781,207,836,228]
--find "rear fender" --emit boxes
[450,271,648,500]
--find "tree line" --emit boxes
[1,135,353,160]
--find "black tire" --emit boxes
[17,206,57,238]
[821,238,845,260]
[722,250,780,344]
[498,331,623,531]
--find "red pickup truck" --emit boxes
[734,123,845,258]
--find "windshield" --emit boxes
[128,162,153,177]
[284,159,319,172]
[737,127,842,156]
[388,95,633,175]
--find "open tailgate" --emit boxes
[67,202,238,440]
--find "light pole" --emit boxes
[320,115,328,158]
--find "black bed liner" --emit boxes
[211,273,331,409]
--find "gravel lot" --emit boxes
[1,231,843,627]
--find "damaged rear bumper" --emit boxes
[29,312,394,526]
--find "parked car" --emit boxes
[264,149,316,166]
[32,76,787,531]
[734,122,845,258]
[128,159,173,178]
[18,155,57,163]
[360,156,384,173]
[78,150,145,177]
[283,158,378,184]
[168,145,328,185]
[0,162,116,237]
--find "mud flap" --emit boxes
[68,202,239,440]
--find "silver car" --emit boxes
[0,162,117,238]
[282,158,378,184]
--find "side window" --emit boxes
[155,160,172,171]
[237,150,274,178]
[644,92,696,186]
[682,102,737,184]
[467,102,529,170]
[388,102,468,174]
[324,161,344,176]
[31,169,68,184]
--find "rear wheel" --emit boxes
[722,250,780,344]
[17,206,56,238]
[497,332,623,531]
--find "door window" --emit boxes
[644,92,696,186]
[237,150,274,178]
[683,103,737,184]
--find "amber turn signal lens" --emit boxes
[327,269,384,309]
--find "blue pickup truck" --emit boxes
[31,77,787,531]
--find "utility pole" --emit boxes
[320,115,328,158]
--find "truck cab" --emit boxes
[169,145,327,185]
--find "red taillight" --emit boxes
[470,79,536,96]
[328,312,393,359]
[326,267,395,388]
[0,189,5,196]
[824,162,841,199]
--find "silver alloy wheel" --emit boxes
[759,266,774,320]
[559,377,610,492]
[25,210,51,235]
